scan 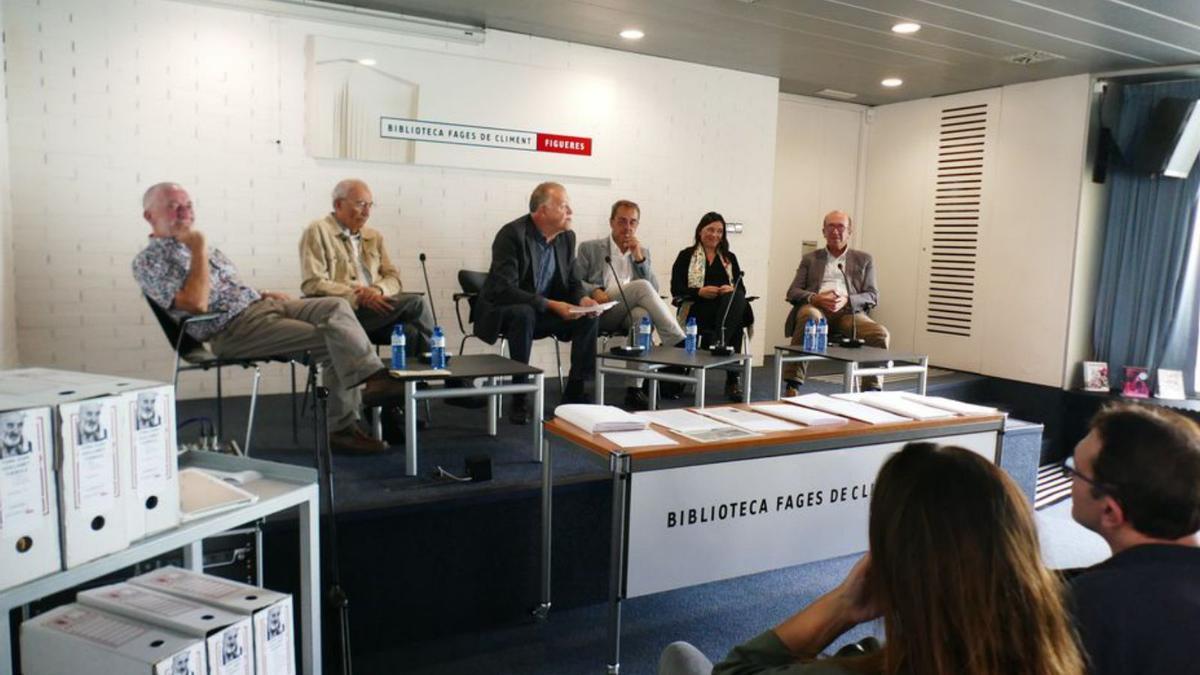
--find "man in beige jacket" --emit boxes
[300,179,434,353]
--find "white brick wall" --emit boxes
[5,0,781,399]
[0,1,16,368]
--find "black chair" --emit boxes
[453,269,565,393]
[145,296,309,453]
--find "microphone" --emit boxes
[708,271,744,356]
[605,255,646,357]
[837,262,864,348]
[418,252,450,364]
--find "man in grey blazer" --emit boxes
[574,200,686,409]
[782,210,890,394]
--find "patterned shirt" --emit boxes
[132,237,260,342]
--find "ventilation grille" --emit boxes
[925,102,987,338]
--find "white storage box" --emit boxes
[0,404,63,591]
[20,603,204,675]
[131,566,296,675]
[79,583,253,675]
[119,385,181,539]
[56,396,131,567]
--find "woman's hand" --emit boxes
[830,554,880,625]
[698,285,721,299]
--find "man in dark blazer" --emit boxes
[475,182,600,423]
[782,210,889,394]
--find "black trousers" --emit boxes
[489,304,599,384]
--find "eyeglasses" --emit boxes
[1062,456,1117,496]
[349,200,374,210]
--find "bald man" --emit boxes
[782,210,889,394]
[300,179,434,351]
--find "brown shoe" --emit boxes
[329,426,387,455]
[361,370,409,408]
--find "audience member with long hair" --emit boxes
[660,442,1084,675]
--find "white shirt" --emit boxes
[604,235,634,293]
[819,249,849,299]
[339,225,373,287]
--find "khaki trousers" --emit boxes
[210,297,384,432]
[783,306,890,389]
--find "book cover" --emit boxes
[1082,361,1109,392]
[1122,366,1151,398]
[1156,369,1187,399]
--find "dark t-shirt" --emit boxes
[1068,544,1200,675]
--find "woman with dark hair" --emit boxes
[660,442,1084,675]
[670,212,754,400]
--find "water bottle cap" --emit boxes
[393,324,405,333]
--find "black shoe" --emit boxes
[329,426,387,455]
[562,380,592,405]
[380,405,427,444]
[783,379,802,398]
[508,394,530,425]
[659,367,687,399]
[724,375,744,402]
[623,386,649,410]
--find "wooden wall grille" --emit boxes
[925,102,987,338]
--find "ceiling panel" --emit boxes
[328,0,1200,104]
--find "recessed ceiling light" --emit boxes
[881,77,903,88]
[619,28,644,40]
[358,58,377,66]
[892,22,921,34]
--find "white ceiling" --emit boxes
[322,0,1200,105]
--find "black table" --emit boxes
[595,346,752,409]
[388,354,544,476]
[772,343,929,398]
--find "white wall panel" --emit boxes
[768,95,865,352]
[3,0,779,398]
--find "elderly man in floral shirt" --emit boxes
[132,182,406,455]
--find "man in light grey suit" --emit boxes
[782,210,890,394]
[575,200,685,409]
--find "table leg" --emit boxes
[648,377,659,411]
[182,540,203,572]
[596,358,606,405]
[607,455,630,675]
[918,356,929,395]
[534,373,545,462]
[298,490,322,675]
[405,380,418,477]
[773,348,783,400]
[743,358,752,404]
[695,370,706,408]
[844,361,857,393]
[0,608,10,675]
[487,377,498,436]
[535,435,553,621]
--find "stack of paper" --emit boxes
[179,469,259,522]
[783,393,908,424]
[834,392,956,420]
[751,403,849,427]
[555,404,647,433]
[696,407,801,432]
[636,409,732,433]
[901,393,998,415]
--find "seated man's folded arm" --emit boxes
[785,258,814,306]
[372,233,403,297]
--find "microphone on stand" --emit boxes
[837,262,865,348]
[418,252,451,364]
[708,271,744,356]
[605,255,646,357]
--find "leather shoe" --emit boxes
[329,426,387,455]
[623,386,649,411]
[783,380,801,398]
[361,370,409,408]
[724,376,744,402]
[508,394,531,425]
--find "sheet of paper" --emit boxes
[636,409,732,433]
[750,403,848,427]
[834,392,956,420]
[783,393,907,424]
[388,368,450,377]
[600,429,679,448]
[673,426,759,443]
[569,301,618,315]
[899,393,997,416]
[695,407,800,432]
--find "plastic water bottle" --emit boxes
[803,319,816,351]
[684,316,698,354]
[638,316,653,351]
[390,324,406,370]
[817,317,828,352]
[430,326,446,369]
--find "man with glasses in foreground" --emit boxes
[300,178,434,352]
[1065,403,1200,675]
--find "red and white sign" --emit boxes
[380,117,592,156]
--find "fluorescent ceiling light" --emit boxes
[357,58,377,66]
[176,0,486,44]
[881,78,903,87]
[620,28,645,40]
[891,22,921,34]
